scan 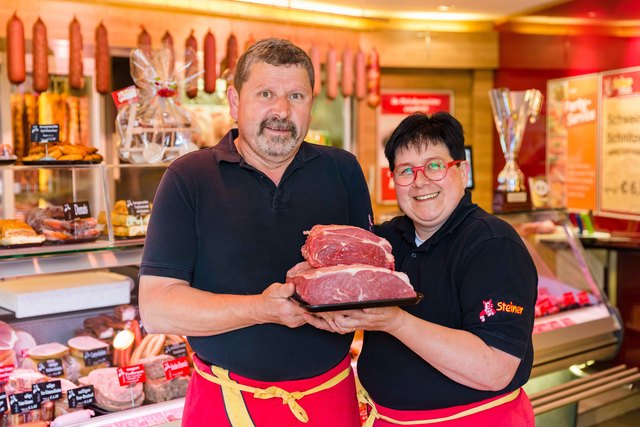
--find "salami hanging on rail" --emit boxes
[325,47,338,100]
[341,46,354,98]
[94,22,110,95]
[309,44,322,97]
[354,47,366,100]
[69,16,84,90]
[137,25,152,58]
[203,29,216,94]
[32,17,49,92]
[161,31,175,76]
[6,12,26,84]
[366,48,381,108]
[184,30,198,99]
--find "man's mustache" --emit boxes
[259,118,298,139]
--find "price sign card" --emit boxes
[126,200,151,217]
[0,364,15,382]
[83,347,109,366]
[30,124,60,143]
[163,357,190,380]
[67,385,95,408]
[37,358,64,377]
[63,201,92,221]
[32,380,62,403]
[164,342,188,358]
[117,364,147,386]
[9,391,40,414]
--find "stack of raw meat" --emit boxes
[287,225,416,305]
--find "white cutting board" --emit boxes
[0,271,133,318]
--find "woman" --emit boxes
[308,112,538,426]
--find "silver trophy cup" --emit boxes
[489,88,543,211]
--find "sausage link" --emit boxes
[203,29,216,94]
[32,17,49,92]
[354,47,366,100]
[366,47,381,108]
[341,46,354,97]
[326,47,338,100]
[309,44,322,97]
[185,30,198,99]
[95,21,110,94]
[7,12,26,84]
[161,30,174,76]
[222,33,238,75]
[137,25,152,58]
[68,16,84,90]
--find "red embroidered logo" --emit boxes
[479,300,496,322]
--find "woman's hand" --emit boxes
[303,306,407,335]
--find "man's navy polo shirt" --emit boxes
[140,129,373,381]
[358,191,538,409]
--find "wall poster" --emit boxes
[546,74,598,211]
[376,91,453,205]
[600,67,640,218]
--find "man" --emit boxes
[138,38,371,426]
[307,112,537,426]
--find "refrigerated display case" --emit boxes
[497,208,623,377]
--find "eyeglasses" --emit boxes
[391,159,463,187]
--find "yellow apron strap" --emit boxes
[358,384,521,426]
[212,365,256,427]
[194,361,352,424]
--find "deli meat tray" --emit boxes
[292,292,423,313]
[0,271,133,318]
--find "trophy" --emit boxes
[489,88,543,212]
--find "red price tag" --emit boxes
[0,364,15,382]
[111,85,139,109]
[163,357,190,380]
[116,364,146,387]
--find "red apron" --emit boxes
[362,388,534,427]
[182,355,361,427]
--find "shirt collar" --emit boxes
[399,190,479,248]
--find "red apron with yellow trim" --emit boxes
[183,354,360,426]
[365,388,534,427]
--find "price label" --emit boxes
[0,391,7,414]
[30,124,60,143]
[9,391,40,414]
[126,200,151,217]
[164,342,187,358]
[0,364,15,382]
[163,357,190,380]
[37,358,64,378]
[33,380,62,403]
[63,201,92,221]
[117,364,146,386]
[111,85,139,109]
[83,347,109,367]
[67,385,95,408]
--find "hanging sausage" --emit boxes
[354,47,366,100]
[161,31,175,76]
[366,48,381,108]
[69,16,84,90]
[6,13,26,84]
[95,22,110,95]
[137,25,152,58]
[325,47,338,100]
[203,29,216,94]
[32,17,49,93]
[341,46,354,98]
[184,30,198,99]
[309,44,322,97]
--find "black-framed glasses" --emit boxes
[391,158,463,187]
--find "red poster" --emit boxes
[377,91,453,205]
[117,364,146,386]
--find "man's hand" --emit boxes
[260,282,307,328]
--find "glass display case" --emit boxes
[498,209,623,377]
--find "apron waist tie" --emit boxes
[194,359,351,424]
[358,384,521,426]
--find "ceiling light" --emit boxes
[437,5,454,12]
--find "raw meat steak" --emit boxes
[287,261,415,305]
[301,225,394,270]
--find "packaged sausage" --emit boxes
[116,47,200,163]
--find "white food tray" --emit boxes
[0,271,133,318]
